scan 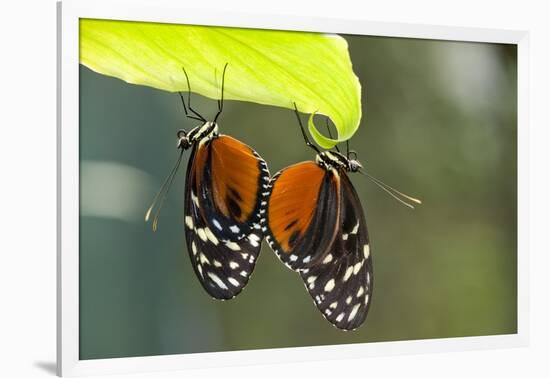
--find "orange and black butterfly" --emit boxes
[146,65,270,300]
[265,104,420,330]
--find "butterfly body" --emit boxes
[179,121,218,149]
[315,150,363,172]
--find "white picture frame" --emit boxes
[57,1,529,376]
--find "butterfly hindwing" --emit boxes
[265,162,341,271]
[184,139,265,300]
[300,171,373,330]
[184,209,262,300]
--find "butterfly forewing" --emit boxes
[184,138,267,300]
[199,135,270,242]
[300,171,373,330]
[265,162,341,271]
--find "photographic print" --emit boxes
[77,18,517,360]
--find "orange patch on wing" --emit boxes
[191,142,209,196]
[209,136,262,223]
[268,162,327,253]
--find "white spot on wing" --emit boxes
[363,244,370,259]
[322,254,333,264]
[357,286,364,297]
[324,279,335,292]
[185,216,194,229]
[225,241,241,251]
[343,266,353,282]
[199,253,210,265]
[346,296,352,305]
[353,261,363,275]
[207,272,228,289]
[336,313,344,322]
[213,260,222,268]
[191,242,197,256]
[329,302,338,309]
[197,264,203,278]
[197,228,207,242]
[191,192,199,207]
[229,261,239,269]
[230,225,240,233]
[213,219,223,231]
[205,228,219,245]
[351,222,360,235]
[228,277,240,287]
[348,303,361,321]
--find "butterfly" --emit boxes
[265,104,421,330]
[146,64,270,300]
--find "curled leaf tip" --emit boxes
[307,112,341,149]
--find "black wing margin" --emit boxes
[299,171,373,330]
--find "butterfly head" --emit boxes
[347,150,363,172]
[316,150,363,173]
[177,130,191,149]
[177,121,219,150]
[348,158,363,172]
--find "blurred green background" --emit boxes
[79,33,517,359]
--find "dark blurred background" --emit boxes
[79,34,517,359]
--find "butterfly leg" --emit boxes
[293,102,320,154]
[179,67,206,122]
[324,118,340,153]
[214,63,229,123]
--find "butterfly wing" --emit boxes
[265,161,341,271]
[198,135,270,242]
[300,171,373,330]
[184,139,265,300]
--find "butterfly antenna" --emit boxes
[358,170,422,209]
[324,118,340,153]
[145,149,185,231]
[293,102,320,153]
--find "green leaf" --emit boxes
[80,19,362,147]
